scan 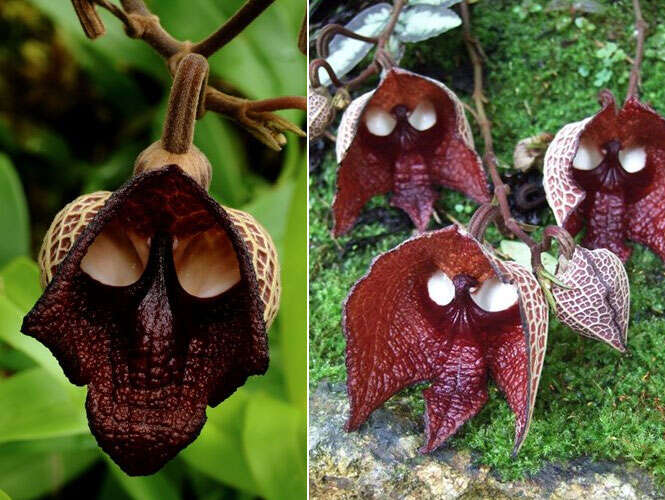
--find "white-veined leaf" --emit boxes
[317,3,392,86]
[408,0,463,6]
[395,5,462,43]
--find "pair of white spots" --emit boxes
[80,224,241,298]
[364,100,438,136]
[427,270,519,312]
[573,140,647,173]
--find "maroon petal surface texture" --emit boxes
[22,166,267,476]
[343,226,548,453]
[333,68,490,236]
[544,93,665,262]
[552,246,629,351]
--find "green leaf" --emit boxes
[106,460,179,500]
[243,394,306,500]
[278,168,307,408]
[0,294,66,383]
[0,368,87,444]
[0,435,99,500]
[195,114,250,207]
[180,391,260,496]
[395,5,462,43]
[0,259,68,382]
[499,240,558,274]
[0,154,29,267]
[0,257,42,313]
[317,3,392,86]
[0,488,10,500]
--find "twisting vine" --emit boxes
[72,0,306,150]
[309,0,407,91]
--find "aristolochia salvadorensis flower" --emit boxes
[344,225,548,453]
[333,68,490,235]
[23,166,280,475]
[544,92,665,262]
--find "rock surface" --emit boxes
[309,382,661,499]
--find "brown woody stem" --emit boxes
[73,0,105,38]
[193,0,276,58]
[316,24,378,58]
[626,0,647,101]
[298,12,307,55]
[162,54,209,154]
[246,97,307,112]
[71,0,304,149]
[309,0,404,92]
[461,1,536,249]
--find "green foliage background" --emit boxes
[309,0,665,487]
[0,0,306,498]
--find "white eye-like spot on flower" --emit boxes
[572,140,603,171]
[81,221,149,286]
[427,270,455,306]
[618,146,647,173]
[470,277,518,312]
[364,106,397,136]
[407,100,437,131]
[174,228,241,298]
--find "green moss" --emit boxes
[310,0,665,485]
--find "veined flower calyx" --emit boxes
[333,67,490,235]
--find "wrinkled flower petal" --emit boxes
[544,94,665,262]
[333,68,489,236]
[22,166,268,475]
[344,226,547,453]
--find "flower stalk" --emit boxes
[77,0,305,150]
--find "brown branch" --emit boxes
[626,0,647,100]
[246,96,307,112]
[316,24,378,59]
[309,0,404,93]
[461,0,536,249]
[72,0,304,150]
[192,0,276,58]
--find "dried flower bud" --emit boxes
[308,86,335,141]
[552,246,630,351]
[513,132,553,172]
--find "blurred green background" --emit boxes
[0,0,306,499]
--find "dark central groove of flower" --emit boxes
[572,139,652,260]
[416,272,523,451]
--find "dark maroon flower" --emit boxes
[343,226,548,453]
[544,93,665,262]
[333,68,490,236]
[22,166,274,475]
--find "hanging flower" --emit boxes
[21,55,280,476]
[333,68,490,235]
[23,166,279,475]
[551,246,630,352]
[343,225,548,453]
[544,92,665,262]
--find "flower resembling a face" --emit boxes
[333,68,490,236]
[343,226,548,453]
[22,166,269,475]
[544,93,665,262]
